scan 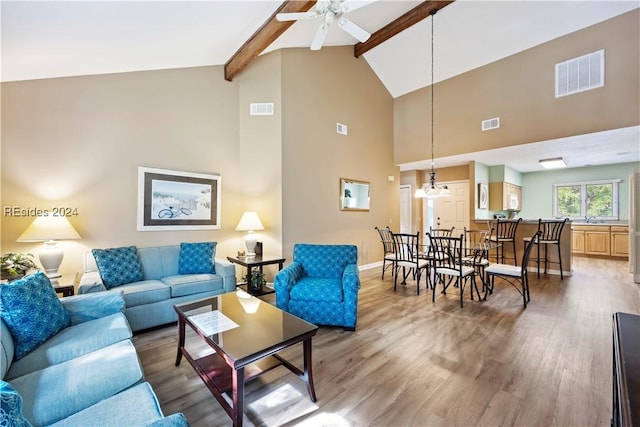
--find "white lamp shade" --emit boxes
[235,212,264,232]
[16,216,81,279]
[17,216,81,242]
[236,212,264,256]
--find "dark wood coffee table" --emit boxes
[174,291,318,427]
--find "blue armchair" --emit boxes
[274,244,360,330]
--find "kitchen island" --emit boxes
[472,219,573,277]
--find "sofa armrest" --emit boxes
[78,271,107,294]
[342,263,360,329]
[145,413,190,427]
[214,258,237,292]
[342,263,360,292]
[61,290,125,325]
[274,262,303,310]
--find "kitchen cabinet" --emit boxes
[489,182,522,211]
[611,226,630,257]
[572,230,585,254]
[572,225,629,258]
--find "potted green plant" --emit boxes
[1,252,38,281]
[245,270,266,293]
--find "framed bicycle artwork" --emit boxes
[137,167,221,231]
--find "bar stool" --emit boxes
[488,218,522,265]
[523,218,569,279]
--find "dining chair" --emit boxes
[488,218,522,265]
[429,234,480,308]
[485,231,540,308]
[462,227,493,291]
[375,226,395,280]
[428,226,455,237]
[523,218,569,279]
[391,232,429,295]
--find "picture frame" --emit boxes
[137,167,221,231]
[478,183,488,209]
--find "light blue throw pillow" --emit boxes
[0,272,70,360]
[178,242,215,274]
[0,381,32,427]
[92,246,143,289]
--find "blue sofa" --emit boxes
[274,244,360,330]
[0,272,188,426]
[79,243,236,332]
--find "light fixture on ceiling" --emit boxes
[539,157,567,169]
[415,9,450,199]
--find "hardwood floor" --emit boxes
[134,256,639,426]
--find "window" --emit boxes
[553,179,620,220]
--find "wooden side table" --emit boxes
[226,255,285,296]
[50,273,79,297]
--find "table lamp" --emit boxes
[235,211,264,257]
[16,216,81,278]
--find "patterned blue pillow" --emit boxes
[0,272,71,360]
[92,246,143,289]
[0,381,31,427]
[179,242,215,274]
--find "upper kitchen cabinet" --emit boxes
[489,182,522,211]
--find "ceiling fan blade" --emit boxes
[338,17,370,42]
[310,24,328,51]
[276,11,318,22]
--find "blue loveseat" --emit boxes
[274,244,360,330]
[79,243,236,332]
[0,272,188,426]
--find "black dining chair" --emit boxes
[429,234,481,308]
[488,218,522,265]
[485,231,540,308]
[523,218,569,279]
[375,226,396,280]
[391,232,429,295]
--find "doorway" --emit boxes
[422,181,470,237]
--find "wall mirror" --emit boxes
[340,178,370,211]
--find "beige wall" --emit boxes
[394,9,640,165]
[1,66,252,275]
[1,47,399,277]
[280,46,398,264]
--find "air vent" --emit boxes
[555,49,604,98]
[249,102,274,116]
[337,123,348,135]
[481,117,500,131]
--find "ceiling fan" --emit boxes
[276,0,371,51]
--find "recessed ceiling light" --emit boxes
[539,157,567,169]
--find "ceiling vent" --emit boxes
[481,117,500,131]
[249,102,274,116]
[555,49,604,98]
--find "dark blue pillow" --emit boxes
[92,246,143,289]
[0,272,71,360]
[179,242,216,274]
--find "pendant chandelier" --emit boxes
[415,9,450,199]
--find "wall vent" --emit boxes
[337,123,348,135]
[555,49,604,98]
[481,117,500,131]
[249,102,274,116]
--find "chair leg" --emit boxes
[557,243,563,279]
[536,242,541,279]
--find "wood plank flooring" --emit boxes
[134,256,640,426]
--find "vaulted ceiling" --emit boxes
[2,1,638,171]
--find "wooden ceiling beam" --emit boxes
[224,0,316,81]
[354,1,455,58]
